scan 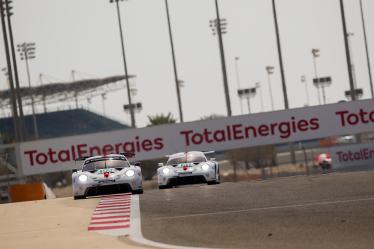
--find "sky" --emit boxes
[0,0,373,128]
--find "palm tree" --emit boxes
[147,112,176,126]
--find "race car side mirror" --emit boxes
[158,163,164,167]
[134,162,140,166]
[210,158,216,161]
[72,169,77,173]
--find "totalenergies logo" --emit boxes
[24,137,164,166]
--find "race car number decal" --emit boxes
[97,168,115,174]
[178,163,193,167]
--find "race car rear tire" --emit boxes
[132,189,143,194]
[74,195,86,200]
[208,169,221,185]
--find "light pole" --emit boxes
[271,0,289,109]
[346,33,358,88]
[0,69,5,117]
[255,82,264,112]
[164,0,183,123]
[237,87,256,114]
[124,102,142,117]
[0,0,20,142]
[311,48,322,105]
[234,57,243,114]
[210,0,232,116]
[339,0,356,101]
[86,97,91,111]
[311,49,332,105]
[345,32,363,100]
[101,93,107,116]
[4,0,24,140]
[71,70,80,109]
[109,0,136,127]
[359,0,373,98]
[39,74,47,113]
[345,88,363,100]
[271,0,295,165]
[266,66,275,110]
[301,75,310,106]
[18,42,39,140]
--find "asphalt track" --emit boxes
[140,170,374,249]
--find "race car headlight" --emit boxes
[125,169,135,177]
[78,174,88,182]
[162,168,170,175]
[201,164,210,171]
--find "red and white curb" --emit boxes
[88,193,213,249]
[88,193,131,236]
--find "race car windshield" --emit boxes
[82,158,130,171]
[167,154,207,166]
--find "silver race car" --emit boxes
[72,153,143,199]
[157,151,220,189]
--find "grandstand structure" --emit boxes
[0,109,128,140]
[0,74,135,113]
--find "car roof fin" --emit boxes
[203,151,215,155]
[120,152,135,158]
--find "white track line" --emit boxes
[152,196,374,221]
[129,195,215,249]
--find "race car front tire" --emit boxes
[207,180,220,185]
[74,195,86,200]
[132,189,143,194]
[159,184,172,189]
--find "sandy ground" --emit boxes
[0,197,151,249]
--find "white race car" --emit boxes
[315,153,332,170]
[72,153,143,199]
[157,151,220,189]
